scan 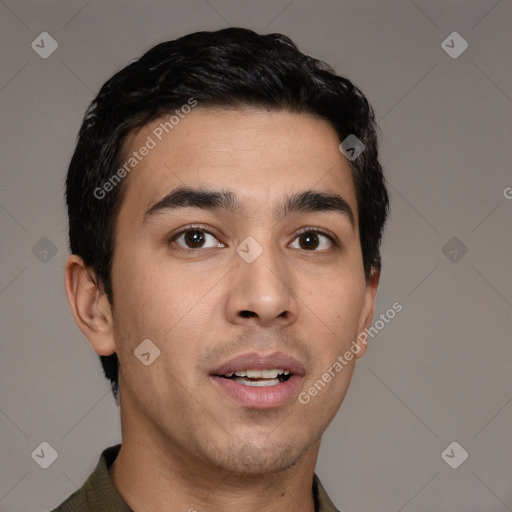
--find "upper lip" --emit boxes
[211,351,305,377]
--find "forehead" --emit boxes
[117,107,358,224]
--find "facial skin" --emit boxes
[65,107,379,511]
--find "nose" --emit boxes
[225,241,299,328]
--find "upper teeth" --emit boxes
[224,369,290,378]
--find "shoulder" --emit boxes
[50,444,130,512]
[313,473,342,512]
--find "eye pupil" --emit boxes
[184,230,205,248]
[300,232,319,250]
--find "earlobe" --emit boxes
[354,268,380,359]
[64,255,117,356]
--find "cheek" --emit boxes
[297,282,363,418]
[112,248,195,333]
[304,261,366,334]
[296,261,366,401]
[111,258,202,406]
[110,249,223,374]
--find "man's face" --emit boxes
[109,108,377,474]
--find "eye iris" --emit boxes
[184,230,205,248]
[300,232,319,250]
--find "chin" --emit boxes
[203,435,311,476]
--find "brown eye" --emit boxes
[299,232,320,250]
[184,230,206,248]
[173,229,224,250]
[290,230,334,251]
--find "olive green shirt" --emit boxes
[52,444,340,511]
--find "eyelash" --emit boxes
[168,224,338,253]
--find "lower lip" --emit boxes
[211,375,302,409]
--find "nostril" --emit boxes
[240,310,257,318]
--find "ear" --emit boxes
[64,254,116,356]
[353,267,380,359]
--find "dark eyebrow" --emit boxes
[142,186,355,227]
[143,187,241,221]
[276,190,355,227]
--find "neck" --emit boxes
[110,418,320,512]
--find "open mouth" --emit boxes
[210,352,304,408]
[218,368,292,387]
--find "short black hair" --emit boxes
[66,27,389,401]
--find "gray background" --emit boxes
[0,1,511,511]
